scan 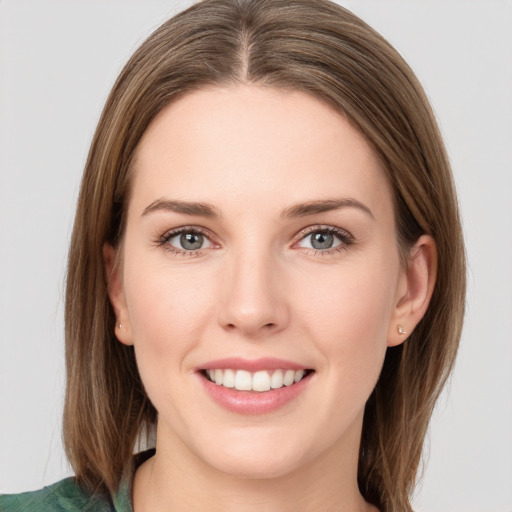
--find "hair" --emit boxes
[63,0,466,510]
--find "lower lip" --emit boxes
[198,372,313,415]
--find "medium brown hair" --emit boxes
[64,1,466,510]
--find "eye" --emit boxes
[296,226,353,253]
[160,228,214,254]
[302,231,339,250]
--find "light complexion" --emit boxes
[105,85,436,512]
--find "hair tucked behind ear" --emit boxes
[64,1,465,509]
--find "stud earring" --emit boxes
[397,324,407,335]
[118,323,123,329]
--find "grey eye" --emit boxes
[297,229,343,251]
[179,232,204,250]
[166,230,213,251]
[310,231,334,250]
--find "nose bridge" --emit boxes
[218,241,289,337]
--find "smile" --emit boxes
[203,368,311,392]
[197,357,315,414]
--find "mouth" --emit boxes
[200,368,315,392]
[197,357,315,414]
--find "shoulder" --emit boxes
[0,478,115,512]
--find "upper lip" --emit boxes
[198,357,310,372]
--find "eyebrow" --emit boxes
[280,198,375,220]
[141,197,374,220]
[142,199,222,219]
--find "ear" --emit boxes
[103,243,134,346]
[387,234,437,347]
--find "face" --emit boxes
[108,85,412,480]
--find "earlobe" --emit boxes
[388,235,437,347]
[103,243,134,346]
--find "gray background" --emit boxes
[1,1,511,511]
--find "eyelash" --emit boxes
[156,226,214,258]
[295,225,354,256]
[156,225,354,258]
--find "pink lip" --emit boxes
[199,357,307,372]
[196,359,314,415]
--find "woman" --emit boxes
[0,0,465,510]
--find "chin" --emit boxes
[192,428,309,481]
[208,450,304,481]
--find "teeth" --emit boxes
[270,369,283,389]
[294,369,305,383]
[204,368,309,392]
[283,369,295,386]
[234,370,252,391]
[253,371,271,392]
[222,369,235,388]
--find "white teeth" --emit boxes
[252,371,271,392]
[205,368,309,392]
[283,369,295,386]
[270,369,284,389]
[234,370,252,391]
[294,369,305,383]
[222,369,235,388]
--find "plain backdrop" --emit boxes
[1,1,511,511]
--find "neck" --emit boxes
[132,419,377,512]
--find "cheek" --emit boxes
[304,262,396,320]
[121,260,222,418]
[123,259,218,361]
[294,258,398,368]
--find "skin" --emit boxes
[105,85,436,512]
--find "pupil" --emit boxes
[311,231,333,250]
[180,232,203,250]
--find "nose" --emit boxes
[217,249,290,338]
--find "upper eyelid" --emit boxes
[294,224,353,241]
[159,224,353,248]
[163,225,215,239]
[158,226,218,251]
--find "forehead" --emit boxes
[130,84,393,220]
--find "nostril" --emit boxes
[224,322,276,331]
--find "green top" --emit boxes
[0,451,154,512]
